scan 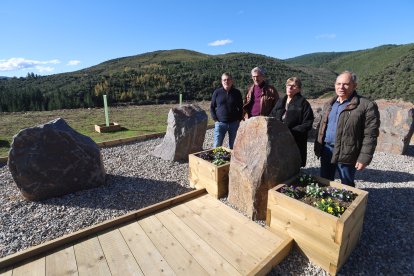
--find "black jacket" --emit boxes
[270,93,314,166]
[210,86,243,122]
[314,92,380,165]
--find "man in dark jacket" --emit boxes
[270,77,314,167]
[314,71,380,186]
[210,72,243,149]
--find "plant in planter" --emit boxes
[188,147,231,198]
[195,147,231,165]
[266,174,368,275]
[279,174,357,217]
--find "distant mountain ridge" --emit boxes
[0,44,413,112]
[285,43,414,101]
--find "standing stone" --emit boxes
[376,100,414,155]
[8,118,106,201]
[153,104,208,161]
[228,116,301,220]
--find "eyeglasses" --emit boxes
[286,84,298,88]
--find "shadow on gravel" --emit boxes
[339,187,414,275]
[404,144,414,156]
[43,174,193,211]
[356,168,414,183]
[302,167,414,183]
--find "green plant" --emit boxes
[314,198,345,217]
[211,147,231,166]
[298,174,318,186]
[327,187,356,202]
[280,186,301,199]
[306,183,326,198]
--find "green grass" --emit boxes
[0,102,212,158]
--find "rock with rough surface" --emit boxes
[228,116,301,220]
[376,100,414,155]
[8,118,106,201]
[153,104,208,161]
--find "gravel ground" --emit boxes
[1,129,413,275]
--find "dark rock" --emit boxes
[227,116,301,220]
[152,104,208,161]
[8,118,106,201]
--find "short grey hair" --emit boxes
[339,71,357,84]
[251,66,265,76]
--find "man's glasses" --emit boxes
[286,84,298,88]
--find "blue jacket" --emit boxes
[210,86,243,122]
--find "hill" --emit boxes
[0,50,336,112]
[1,44,413,112]
[285,44,414,102]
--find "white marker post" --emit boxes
[103,95,109,127]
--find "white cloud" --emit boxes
[0,58,60,71]
[67,60,81,66]
[36,66,55,72]
[315,34,337,39]
[208,39,233,46]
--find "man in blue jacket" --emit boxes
[210,72,243,149]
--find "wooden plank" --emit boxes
[119,221,175,275]
[268,204,340,245]
[0,189,206,270]
[73,236,111,276]
[198,194,290,243]
[138,215,208,276]
[187,195,287,258]
[96,132,166,148]
[269,212,340,264]
[0,267,12,276]
[335,192,368,243]
[171,203,259,274]
[45,246,77,276]
[247,235,292,276]
[11,257,45,276]
[155,209,241,276]
[98,229,143,276]
[267,187,338,239]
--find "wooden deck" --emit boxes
[0,190,292,276]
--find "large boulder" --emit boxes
[8,118,106,201]
[308,99,414,155]
[227,116,301,220]
[153,104,208,161]
[376,100,414,155]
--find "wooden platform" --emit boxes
[0,190,292,276]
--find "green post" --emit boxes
[179,93,182,107]
[103,95,109,127]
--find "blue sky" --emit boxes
[1,0,413,77]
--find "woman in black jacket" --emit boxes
[270,77,314,167]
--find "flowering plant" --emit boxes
[279,174,357,217]
[280,185,302,199]
[314,198,345,217]
[196,147,231,166]
[327,187,355,202]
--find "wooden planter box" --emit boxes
[94,122,122,133]
[188,148,231,198]
[266,176,368,275]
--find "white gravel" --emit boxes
[0,129,413,275]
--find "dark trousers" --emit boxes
[320,143,356,187]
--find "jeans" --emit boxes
[320,143,356,186]
[213,121,240,149]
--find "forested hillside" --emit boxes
[1,44,413,112]
[0,50,335,112]
[286,44,414,102]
